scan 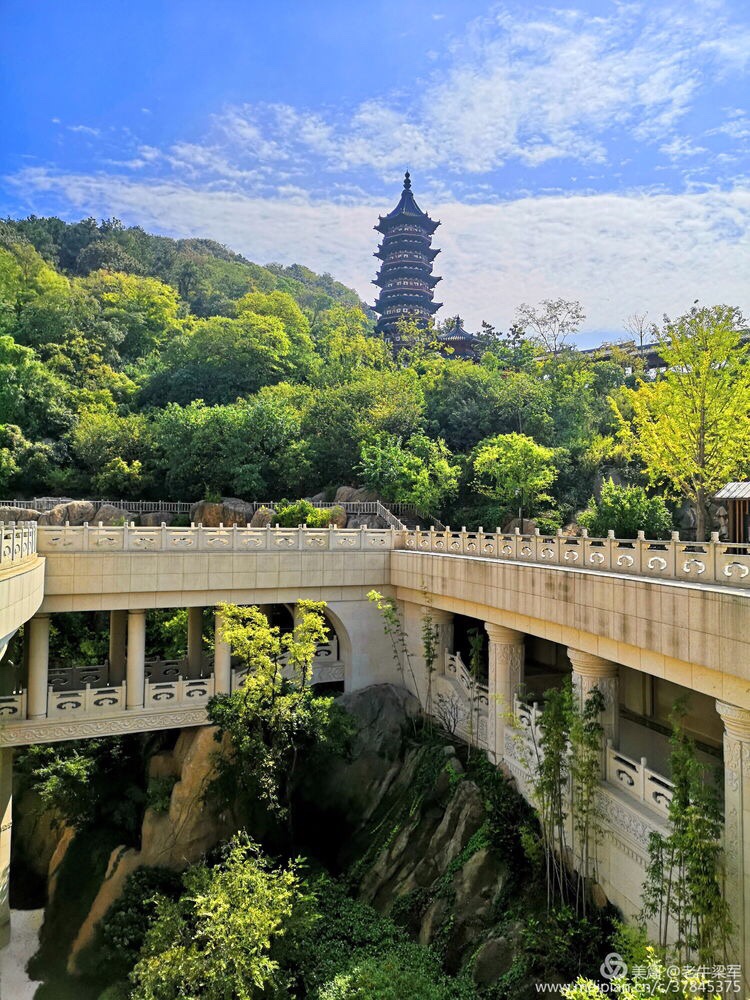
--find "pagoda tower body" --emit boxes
[372,172,442,345]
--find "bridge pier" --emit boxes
[485,623,525,763]
[126,610,146,710]
[716,701,750,991]
[214,610,231,694]
[109,609,127,684]
[187,607,204,678]
[0,748,11,947]
[568,648,620,766]
[27,613,50,719]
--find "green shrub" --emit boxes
[578,479,672,539]
[81,866,182,983]
[275,498,338,527]
[317,943,476,999]
[145,775,176,813]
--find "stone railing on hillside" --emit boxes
[403,527,750,588]
[432,650,489,749]
[1,497,194,514]
[510,694,676,820]
[2,497,447,530]
[0,522,37,569]
[36,523,401,553]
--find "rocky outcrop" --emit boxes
[67,726,234,972]
[250,506,276,527]
[38,500,97,526]
[326,505,348,528]
[0,506,41,521]
[190,498,255,527]
[92,503,132,526]
[138,511,175,527]
[345,513,381,528]
[304,684,523,984]
[12,790,66,883]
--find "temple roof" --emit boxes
[375,172,440,235]
[437,316,481,345]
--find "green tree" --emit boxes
[358,431,459,514]
[207,602,351,833]
[471,432,558,523]
[515,298,585,357]
[81,270,182,360]
[578,480,673,539]
[131,834,312,1000]
[613,304,750,540]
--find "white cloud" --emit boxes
[9,168,749,337]
[67,124,101,136]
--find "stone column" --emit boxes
[425,607,454,675]
[567,648,620,749]
[126,610,146,710]
[716,701,750,988]
[27,613,50,719]
[214,610,232,694]
[485,623,525,763]
[187,606,204,678]
[0,748,12,947]
[108,609,127,685]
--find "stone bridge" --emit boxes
[1,520,750,973]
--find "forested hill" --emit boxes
[2,215,366,317]
[2,213,712,536]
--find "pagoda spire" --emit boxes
[372,171,442,347]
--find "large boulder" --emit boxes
[67,726,235,972]
[334,486,358,503]
[338,684,421,759]
[346,513,381,529]
[220,497,255,526]
[326,505,348,528]
[250,506,276,528]
[92,504,132,526]
[39,500,97,526]
[348,487,380,503]
[190,498,253,527]
[0,506,40,522]
[501,516,537,535]
[139,511,175,527]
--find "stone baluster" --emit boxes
[485,623,525,763]
[108,609,127,685]
[214,609,231,694]
[27,613,50,719]
[126,610,146,710]
[716,700,750,993]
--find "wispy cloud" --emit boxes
[8,168,749,337]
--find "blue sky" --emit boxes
[2,0,749,343]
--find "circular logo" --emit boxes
[600,953,628,980]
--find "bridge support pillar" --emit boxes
[27,613,50,719]
[716,701,750,992]
[485,623,525,764]
[126,610,146,710]
[187,607,204,678]
[214,611,231,694]
[567,648,620,753]
[426,607,454,675]
[0,748,11,947]
[109,610,127,685]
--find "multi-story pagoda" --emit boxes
[372,171,442,345]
